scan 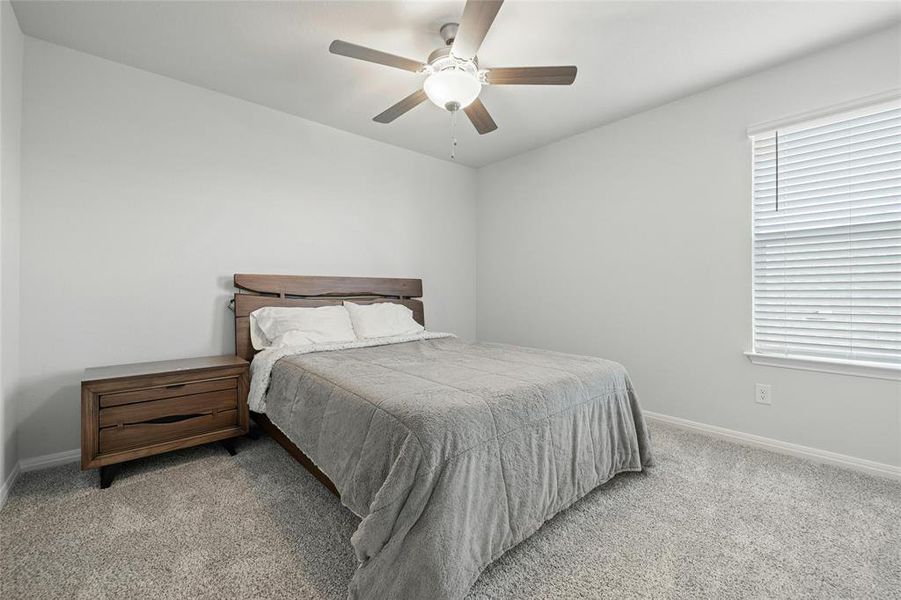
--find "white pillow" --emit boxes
[344,301,424,339]
[267,330,316,349]
[249,305,356,349]
[249,313,271,350]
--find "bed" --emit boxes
[233,274,653,600]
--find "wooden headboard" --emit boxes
[233,274,424,361]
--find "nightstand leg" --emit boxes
[222,439,237,456]
[100,464,120,489]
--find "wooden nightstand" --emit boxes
[81,355,249,488]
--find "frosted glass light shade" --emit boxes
[423,69,481,112]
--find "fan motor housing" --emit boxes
[427,46,479,73]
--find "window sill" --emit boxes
[744,352,900,381]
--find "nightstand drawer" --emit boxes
[99,388,237,428]
[99,408,239,453]
[100,377,237,408]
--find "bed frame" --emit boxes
[232,273,425,497]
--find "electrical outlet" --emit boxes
[755,383,772,405]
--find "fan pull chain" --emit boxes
[450,110,458,161]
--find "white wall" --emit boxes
[0,0,24,486]
[18,39,478,461]
[477,27,901,467]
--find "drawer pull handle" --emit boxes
[165,384,187,390]
[145,413,204,425]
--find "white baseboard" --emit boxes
[18,448,80,472]
[645,411,901,481]
[0,462,21,509]
[0,449,81,509]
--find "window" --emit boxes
[750,98,901,372]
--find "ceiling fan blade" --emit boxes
[485,66,578,85]
[373,90,428,123]
[463,98,498,135]
[451,0,504,60]
[329,40,425,72]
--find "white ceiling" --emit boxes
[12,0,901,167]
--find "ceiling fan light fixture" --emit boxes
[329,0,578,137]
[423,68,481,112]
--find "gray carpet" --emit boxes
[1,422,899,600]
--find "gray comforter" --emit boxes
[262,337,653,600]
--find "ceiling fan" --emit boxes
[328,0,577,135]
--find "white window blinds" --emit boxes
[751,100,901,366]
